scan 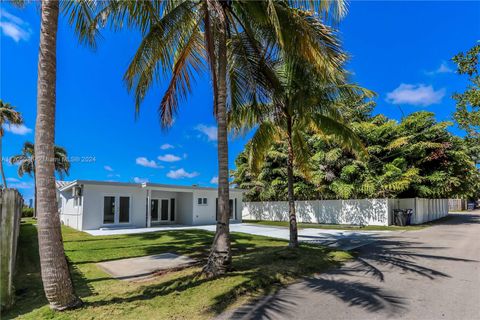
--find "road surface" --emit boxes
[222,212,480,320]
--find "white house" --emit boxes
[56,180,244,231]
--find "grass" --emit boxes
[5,219,352,320]
[243,220,430,231]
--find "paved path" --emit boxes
[86,223,385,250]
[221,212,480,320]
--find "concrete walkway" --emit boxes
[97,253,196,281]
[219,212,480,320]
[85,223,387,250]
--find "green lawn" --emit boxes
[243,220,430,231]
[6,219,352,320]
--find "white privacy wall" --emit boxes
[243,198,449,226]
[242,199,390,226]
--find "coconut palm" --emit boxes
[10,141,71,217]
[0,100,23,188]
[229,58,371,247]
[33,0,82,310]
[74,0,348,276]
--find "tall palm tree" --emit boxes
[75,0,348,276]
[230,58,371,247]
[0,100,23,188]
[11,141,71,217]
[34,0,82,310]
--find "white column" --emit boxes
[147,189,152,228]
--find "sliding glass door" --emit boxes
[103,196,130,224]
[151,198,174,223]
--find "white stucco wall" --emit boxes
[243,198,449,226]
[82,184,146,230]
[58,182,244,230]
[242,199,390,226]
[176,192,194,225]
[59,190,83,230]
[192,190,243,225]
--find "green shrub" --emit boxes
[22,207,34,218]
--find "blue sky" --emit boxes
[1,1,479,202]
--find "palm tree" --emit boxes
[75,0,348,276]
[33,0,82,310]
[0,100,23,188]
[229,58,371,247]
[10,141,71,217]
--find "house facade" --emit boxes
[56,180,243,231]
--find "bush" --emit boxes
[22,207,34,218]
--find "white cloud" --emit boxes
[6,177,19,182]
[195,124,217,141]
[160,143,174,150]
[135,157,162,168]
[210,176,218,184]
[108,173,120,178]
[133,177,149,183]
[167,168,199,179]
[4,124,32,135]
[104,165,114,172]
[0,9,31,42]
[158,154,182,162]
[425,61,453,75]
[386,84,446,106]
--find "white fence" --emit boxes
[448,199,467,212]
[242,198,449,226]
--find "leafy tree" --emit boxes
[234,97,480,201]
[30,0,82,310]
[229,56,368,247]
[0,100,23,188]
[10,141,71,217]
[76,0,348,273]
[452,44,480,165]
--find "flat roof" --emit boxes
[57,180,244,193]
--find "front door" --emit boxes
[151,199,170,223]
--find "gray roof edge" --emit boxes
[57,180,245,192]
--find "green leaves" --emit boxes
[233,105,480,201]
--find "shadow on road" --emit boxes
[226,216,479,320]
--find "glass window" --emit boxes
[203,198,208,205]
[103,196,115,224]
[198,198,202,205]
[170,199,175,221]
[151,199,159,221]
[119,197,130,223]
[161,199,169,220]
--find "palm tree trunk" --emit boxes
[35,0,82,310]
[286,116,298,248]
[0,136,7,188]
[33,170,37,218]
[203,14,231,277]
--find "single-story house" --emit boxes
[56,180,244,231]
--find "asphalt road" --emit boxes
[222,212,480,320]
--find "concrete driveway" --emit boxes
[85,223,386,250]
[220,212,480,320]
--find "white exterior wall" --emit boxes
[58,181,244,230]
[82,184,146,230]
[59,190,83,230]
[176,192,194,225]
[192,190,243,225]
[389,198,449,225]
[242,199,390,226]
[243,198,449,226]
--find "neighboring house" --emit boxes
[56,180,243,231]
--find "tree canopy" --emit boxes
[233,97,480,201]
